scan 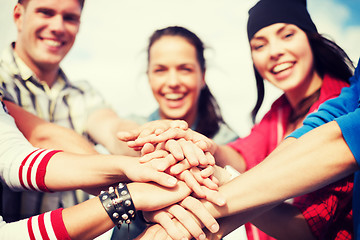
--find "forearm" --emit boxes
[86,108,140,156]
[250,203,315,240]
[44,153,135,192]
[4,100,98,154]
[65,181,192,240]
[214,145,246,173]
[63,197,114,240]
[204,121,358,221]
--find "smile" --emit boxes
[272,62,294,74]
[42,39,63,47]
[164,93,186,101]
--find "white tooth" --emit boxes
[273,63,293,73]
[165,93,184,100]
[43,39,61,47]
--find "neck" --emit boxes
[14,44,59,88]
[285,71,323,108]
[34,68,59,87]
[159,110,198,129]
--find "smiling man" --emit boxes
[0,0,142,223]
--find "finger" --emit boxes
[167,204,205,240]
[170,120,188,130]
[141,143,156,156]
[127,140,138,148]
[181,196,220,234]
[151,154,177,172]
[178,140,203,166]
[179,170,205,198]
[169,159,191,175]
[189,167,218,190]
[165,139,184,161]
[152,128,188,143]
[210,175,220,186]
[117,129,140,142]
[134,133,159,146]
[139,149,168,163]
[205,152,215,166]
[145,169,178,188]
[138,127,158,139]
[194,138,217,155]
[201,186,226,207]
[202,177,218,190]
[200,166,214,178]
[154,211,186,240]
[189,167,204,184]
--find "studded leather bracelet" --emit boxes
[115,182,136,224]
[98,183,136,229]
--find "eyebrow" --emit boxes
[276,25,290,35]
[251,24,289,41]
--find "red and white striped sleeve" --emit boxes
[0,104,62,192]
[0,209,71,240]
[18,149,62,192]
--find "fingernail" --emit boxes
[199,233,206,240]
[217,197,226,206]
[168,177,177,186]
[197,233,205,240]
[211,223,219,233]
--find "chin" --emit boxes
[163,112,186,120]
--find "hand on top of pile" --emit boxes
[117,120,223,205]
[117,120,217,154]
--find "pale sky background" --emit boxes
[1,0,360,136]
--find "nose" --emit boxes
[268,40,284,60]
[166,69,180,87]
[49,15,65,36]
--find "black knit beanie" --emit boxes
[247,0,318,41]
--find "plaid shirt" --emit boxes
[0,43,108,222]
[0,43,108,135]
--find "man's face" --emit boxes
[14,0,81,71]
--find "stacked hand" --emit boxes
[118,120,223,239]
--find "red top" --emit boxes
[228,75,353,239]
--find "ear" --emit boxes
[13,4,25,32]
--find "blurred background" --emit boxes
[1,0,359,136]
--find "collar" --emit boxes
[1,43,81,92]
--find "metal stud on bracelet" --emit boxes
[99,183,136,230]
[115,183,136,223]
[99,191,122,229]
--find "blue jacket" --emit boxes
[289,58,360,239]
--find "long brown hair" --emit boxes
[147,26,227,138]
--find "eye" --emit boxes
[252,44,264,51]
[37,8,55,17]
[179,65,194,73]
[250,41,266,51]
[152,66,167,74]
[181,67,192,72]
[63,14,80,23]
[282,30,295,40]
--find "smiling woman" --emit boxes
[212,0,356,239]
[133,26,238,145]
[114,25,239,240]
